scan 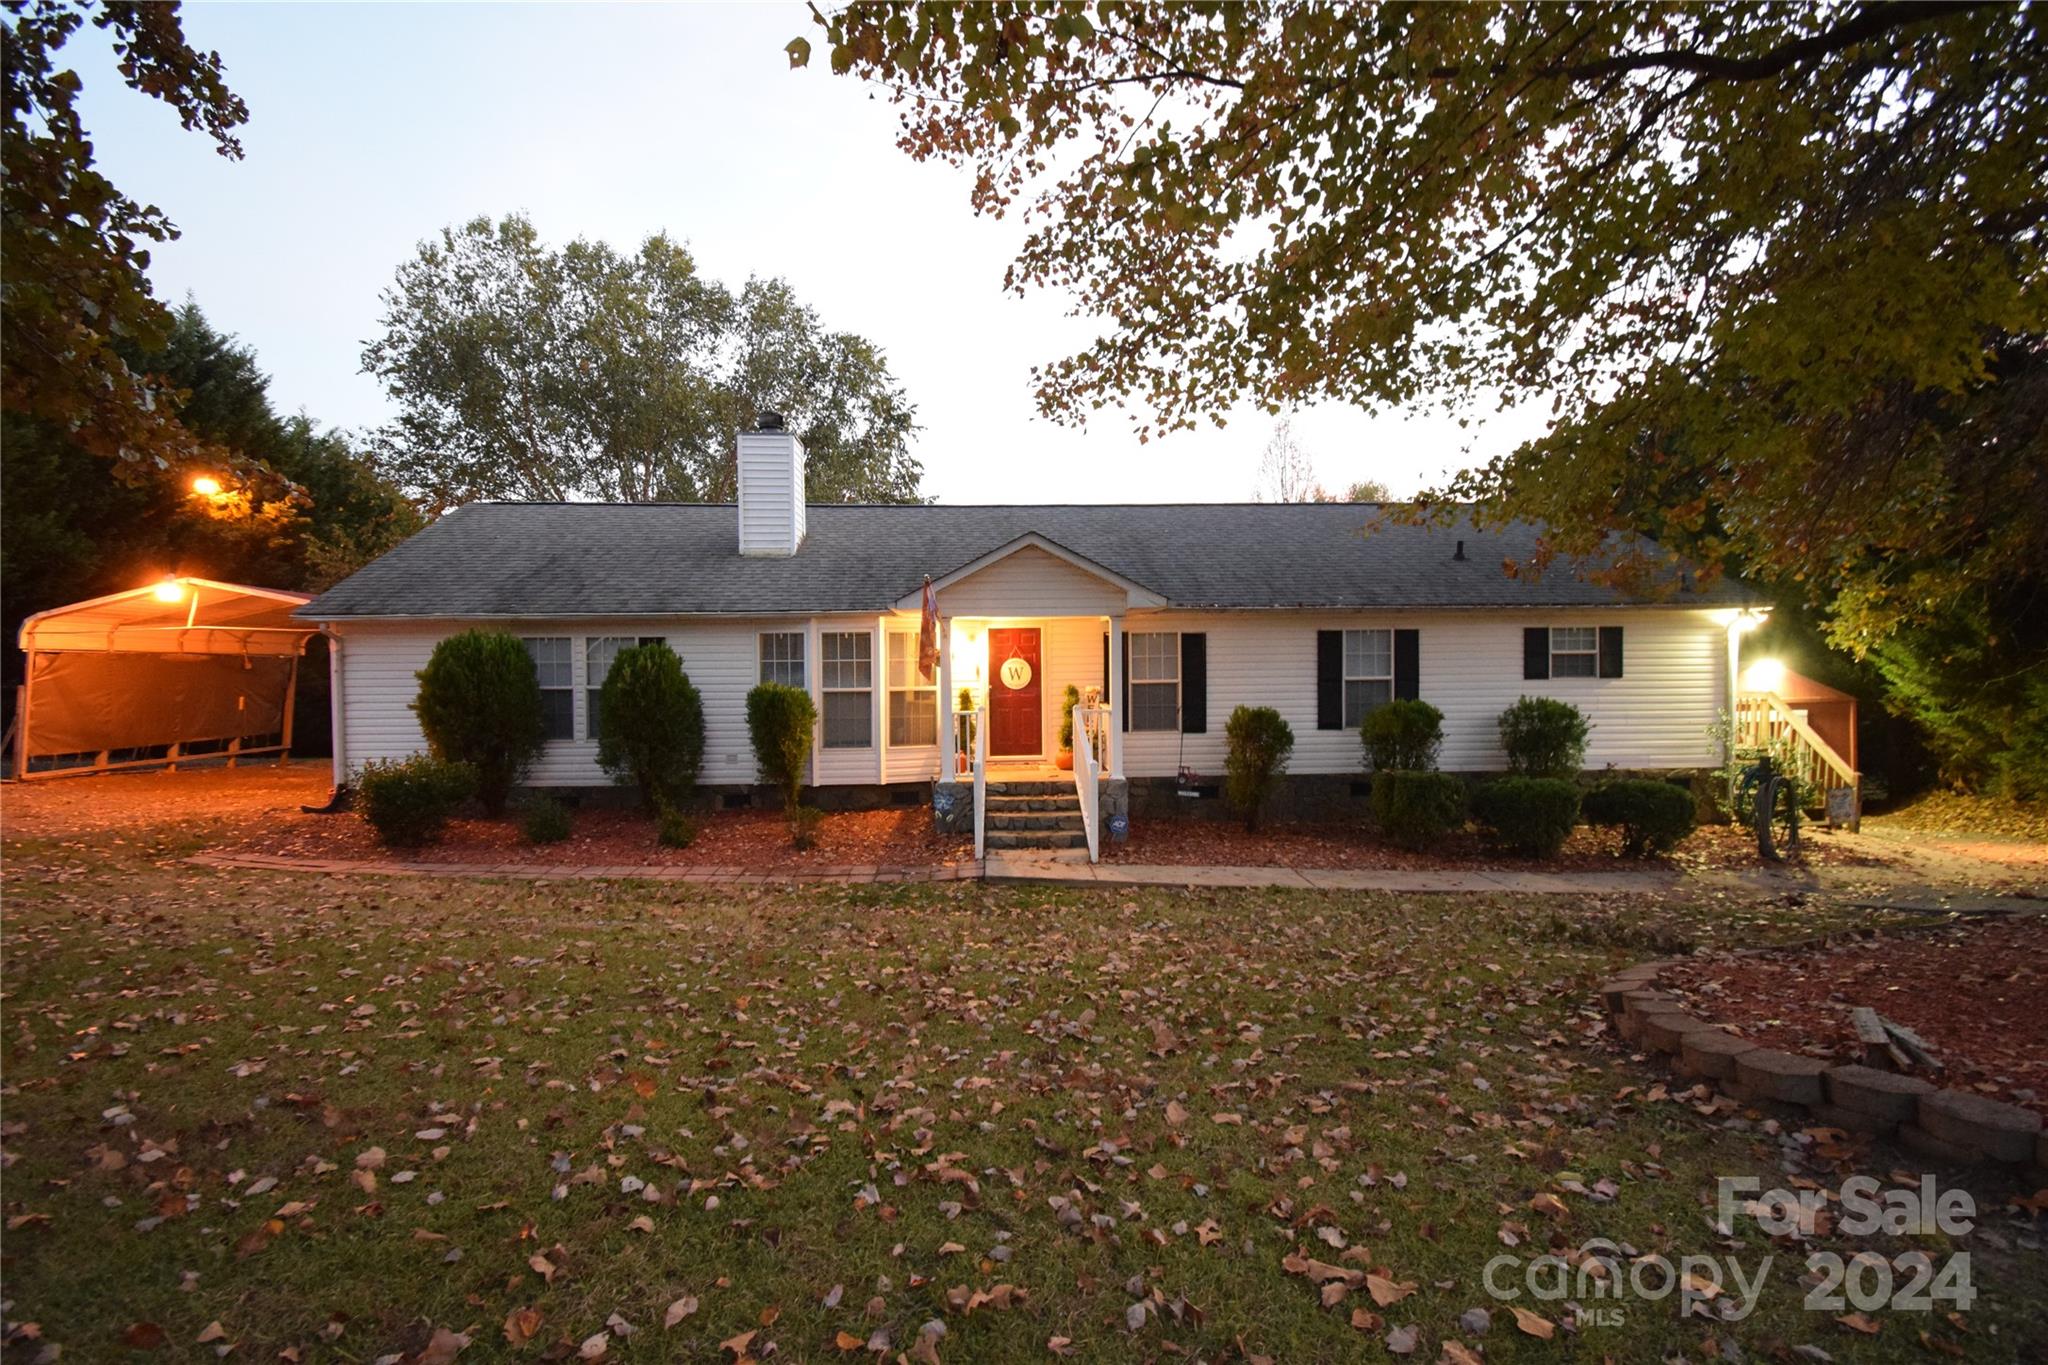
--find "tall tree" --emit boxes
[808,2,2048,792]
[363,214,924,512]
[2,0,249,468]
[1251,418,1319,502]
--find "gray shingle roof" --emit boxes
[297,502,1753,619]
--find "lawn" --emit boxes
[2,812,2044,1362]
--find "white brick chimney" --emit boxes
[736,411,806,556]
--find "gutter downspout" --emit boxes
[323,624,346,792]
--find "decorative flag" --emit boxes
[917,576,939,682]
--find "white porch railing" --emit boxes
[1072,702,1110,862]
[1734,691,1860,829]
[969,707,988,860]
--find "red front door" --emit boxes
[987,628,1042,757]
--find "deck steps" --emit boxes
[982,779,1086,850]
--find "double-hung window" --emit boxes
[523,636,574,741]
[758,631,806,688]
[1342,629,1394,727]
[821,631,873,748]
[1550,626,1599,678]
[1128,632,1179,732]
[584,636,662,741]
[887,630,937,746]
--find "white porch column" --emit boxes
[937,615,955,779]
[1107,614,1125,779]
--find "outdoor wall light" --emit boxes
[190,475,224,497]
[1743,657,1787,694]
[152,578,185,603]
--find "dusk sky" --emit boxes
[78,2,1548,505]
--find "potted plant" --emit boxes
[1056,684,1080,770]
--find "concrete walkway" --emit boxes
[983,850,1676,893]
[190,848,1677,894]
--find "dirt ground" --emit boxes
[5,763,2044,890]
[1664,915,2048,1118]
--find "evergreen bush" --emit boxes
[1497,696,1590,778]
[657,805,697,849]
[1369,770,1466,849]
[1224,705,1295,831]
[412,629,544,816]
[518,794,572,845]
[789,804,824,851]
[1582,778,1697,856]
[595,642,705,812]
[1470,776,1581,857]
[356,755,474,848]
[1361,699,1444,771]
[746,682,817,813]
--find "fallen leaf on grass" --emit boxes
[1349,1307,1382,1332]
[1837,1312,1881,1335]
[578,1331,609,1360]
[664,1296,699,1327]
[1438,1343,1484,1365]
[1385,1323,1419,1355]
[121,1323,166,1349]
[1511,1305,1555,1340]
[416,1327,471,1364]
[503,1308,542,1346]
[1367,1274,1417,1307]
[834,1330,864,1350]
[195,1322,227,1344]
[720,1328,758,1360]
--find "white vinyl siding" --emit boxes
[934,544,1128,617]
[887,630,937,747]
[821,631,873,749]
[1119,608,1727,778]
[329,608,1725,789]
[1128,632,1179,732]
[523,637,573,741]
[758,631,805,688]
[1342,629,1393,727]
[1550,626,1598,678]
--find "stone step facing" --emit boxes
[985,793,1076,813]
[987,811,1084,833]
[984,780,1072,797]
[985,829,1088,850]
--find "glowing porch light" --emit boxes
[1743,658,1787,695]
[152,578,185,603]
[190,475,224,497]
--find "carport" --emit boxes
[12,578,316,780]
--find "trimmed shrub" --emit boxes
[518,794,572,845]
[789,804,824,851]
[1497,696,1590,778]
[1224,705,1295,831]
[746,682,817,812]
[1583,778,1697,856]
[413,629,544,816]
[1369,770,1466,849]
[656,806,696,849]
[1059,684,1081,754]
[1361,699,1444,772]
[595,642,705,812]
[1471,777,1581,858]
[356,755,474,848]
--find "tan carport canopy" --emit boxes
[13,578,316,779]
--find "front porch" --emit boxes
[922,612,1130,856]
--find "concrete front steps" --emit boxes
[984,779,1087,850]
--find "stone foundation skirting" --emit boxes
[1599,963,2048,1174]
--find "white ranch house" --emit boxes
[300,416,1775,855]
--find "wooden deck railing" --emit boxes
[1734,692,1861,829]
